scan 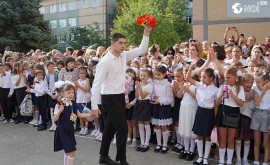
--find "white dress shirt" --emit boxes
[91,35,149,110]
[30,80,46,97]
[217,85,245,107]
[0,72,14,95]
[195,81,218,109]
[152,79,174,105]
[12,74,27,89]
[138,83,153,100]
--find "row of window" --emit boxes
[50,18,76,29]
[54,34,74,43]
[39,0,100,14]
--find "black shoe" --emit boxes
[15,120,21,124]
[37,125,47,131]
[99,156,119,165]
[160,146,168,154]
[140,145,149,152]
[178,150,188,159]
[33,124,40,127]
[24,120,29,124]
[193,158,203,165]
[171,143,179,151]
[120,161,129,165]
[154,145,161,153]
[136,145,143,151]
[175,146,184,153]
[185,151,195,161]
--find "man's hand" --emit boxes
[91,109,101,116]
[144,24,152,37]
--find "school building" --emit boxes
[192,0,270,44]
[40,0,117,47]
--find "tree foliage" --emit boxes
[0,0,52,53]
[68,23,106,50]
[111,0,192,51]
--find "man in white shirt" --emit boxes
[91,25,152,165]
[227,46,248,67]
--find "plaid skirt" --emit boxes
[235,114,253,140]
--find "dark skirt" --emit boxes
[151,104,172,126]
[192,106,215,137]
[215,104,240,129]
[54,125,77,153]
[172,97,182,122]
[133,100,151,121]
[235,114,253,140]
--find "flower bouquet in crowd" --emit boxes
[201,51,208,59]
[137,14,156,28]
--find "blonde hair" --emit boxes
[226,67,242,94]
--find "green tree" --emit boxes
[0,0,52,53]
[111,0,192,51]
[68,23,106,50]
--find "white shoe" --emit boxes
[94,130,100,137]
[96,133,102,141]
[53,126,57,131]
[90,129,97,136]
[9,119,14,123]
[49,126,54,131]
[243,160,250,165]
[112,137,116,144]
[235,160,241,165]
[0,115,4,121]
[82,128,88,136]
[130,140,137,148]
[79,128,85,135]
[3,120,8,124]
[29,119,38,125]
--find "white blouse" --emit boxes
[152,79,173,105]
[12,75,27,89]
[217,85,245,107]
[253,86,270,111]
[30,80,46,97]
[195,81,218,109]
[138,83,153,100]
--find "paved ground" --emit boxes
[0,122,220,165]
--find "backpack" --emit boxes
[20,94,33,116]
[46,73,58,84]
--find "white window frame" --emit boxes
[50,20,57,29]
[80,0,89,9]
[59,35,67,43]
[68,18,76,27]
[39,7,45,14]
[185,16,192,24]
[59,19,67,28]
[50,4,57,13]
[68,1,76,10]
[91,0,100,7]
[69,34,74,42]
[59,3,66,12]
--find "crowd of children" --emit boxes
[0,33,270,165]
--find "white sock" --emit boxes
[39,115,42,124]
[262,163,269,165]
[253,161,260,165]
[204,141,212,164]
[155,129,162,146]
[67,156,74,165]
[227,148,234,165]
[180,137,184,146]
[235,140,242,161]
[243,141,250,161]
[64,154,67,165]
[138,124,145,146]
[144,125,151,146]
[189,138,196,153]
[50,108,56,127]
[219,148,226,164]
[132,138,136,142]
[184,138,190,151]
[196,140,203,163]
[162,131,168,147]
[34,111,39,121]
[127,138,131,141]
[175,127,181,144]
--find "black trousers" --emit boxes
[37,95,47,126]
[15,87,27,121]
[99,93,128,161]
[98,104,105,132]
[0,88,12,120]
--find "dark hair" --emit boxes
[79,66,88,72]
[126,67,136,76]
[77,49,84,57]
[213,45,226,60]
[76,58,85,65]
[150,45,157,53]
[35,64,46,80]
[4,62,12,70]
[6,57,14,62]
[89,60,98,67]
[226,67,242,94]
[66,47,74,54]
[64,56,75,66]
[35,70,44,76]
[254,47,263,53]
[155,65,167,74]
[112,33,126,42]
[233,45,242,50]
[163,47,175,56]
[57,60,65,66]
[12,62,23,75]
[62,84,76,95]
[46,61,55,68]
[203,68,215,79]
[0,64,4,67]
[174,67,183,74]
[196,58,205,67]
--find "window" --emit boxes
[185,16,192,24]
[59,3,66,12]
[186,1,193,8]
[80,0,89,9]
[59,19,66,28]
[60,35,67,43]
[68,1,76,10]
[91,0,100,7]
[69,34,74,42]
[50,20,57,28]
[68,18,76,27]
[54,35,58,42]
[50,4,56,13]
[39,7,45,14]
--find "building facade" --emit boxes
[192,0,270,44]
[40,0,116,47]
